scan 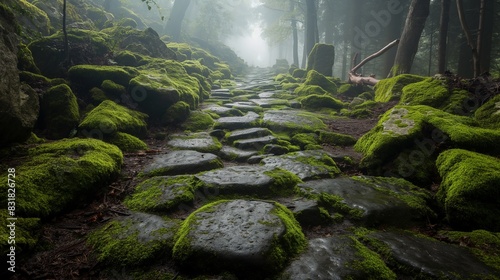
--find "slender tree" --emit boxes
[456,0,480,76]
[289,0,299,66]
[165,0,192,41]
[63,0,69,65]
[478,0,495,73]
[437,0,451,73]
[303,0,318,67]
[391,0,430,76]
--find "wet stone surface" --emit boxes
[142,150,223,176]
[214,111,260,130]
[167,132,222,153]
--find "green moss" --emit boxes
[275,73,298,84]
[79,100,148,138]
[374,74,426,102]
[17,43,40,73]
[89,87,108,105]
[181,111,214,132]
[401,78,469,113]
[68,64,139,88]
[167,42,193,60]
[214,62,232,79]
[124,176,203,212]
[282,82,300,91]
[6,0,50,40]
[264,168,302,196]
[182,60,210,77]
[439,230,500,271]
[107,132,147,152]
[302,70,338,94]
[162,101,191,125]
[19,71,65,88]
[41,84,80,139]
[291,133,319,149]
[299,94,344,110]
[0,138,122,217]
[318,130,357,146]
[292,68,307,79]
[475,95,500,129]
[349,237,397,280]
[0,210,40,255]
[101,79,126,98]
[114,50,144,67]
[436,149,500,231]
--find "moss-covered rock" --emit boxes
[68,64,139,89]
[107,132,147,152]
[307,43,335,77]
[401,77,469,113]
[436,149,500,231]
[298,70,338,94]
[0,210,40,256]
[475,94,500,129]
[355,105,500,182]
[114,50,144,67]
[291,133,319,150]
[293,84,328,96]
[299,94,344,110]
[374,74,426,102]
[29,29,112,78]
[88,212,180,266]
[40,84,80,139]
[292,68,307,79]
[0,138,123,217]
[4,0,51,41]
[161,101,191,126]
[181,59,210,77]
[78,100,148,138]
[17,43,40,73]
[181,111,214,132]
[318,130,357,146]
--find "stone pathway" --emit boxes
[91,68,498,279]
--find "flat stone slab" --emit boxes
[173,199,306,276]
[282,235,393,280]
[211,89,232,98]
[234,135,277,150]
[202,104,243,117]
[262,110,326,133]
[258,91,278,98]
[250,98,289,108]
[298,176,435,226]
[142,150,223,176]
[225,102,263,112]
[214,111,260,130]
[226,127,273,142]
[195,165,297,196]
[369,231,497,279]
[125,175,201,212]
[167,132,222,153]
[262,150,340,180]
[218,146,259,162]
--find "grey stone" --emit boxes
[218,146,258,162]
[370,231,497,279]
[250,98,289,108]
[262,110,326,133]
[214,111,260,130]
[282,198,325,226]
[203,104,243,117]
[263,144,289,155]
[167,132,222,153]
[298,176,435,226]
[226,127,273,143]
[196,165,296,196]
[234,135,277,150]
[142,150,223,176]
[258,91,278,98]
[262,150,340,180]
[211,88,232,98]
[225,101,263,112]
[173,199,305,276]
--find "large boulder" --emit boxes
[306,43,335,77]
[294,70,338,95]
[0,5,39,147]
[40,84,80,139]
[374,74,425,102]
[3,0,51,41]
[172,199,306,277]
[475,94,500,129]
[436,149,500,231]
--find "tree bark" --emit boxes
[165,0,192,41]
[304,0,318,66]
[437,0,451,73]
[391,0,430,76]
[289,0,299,66]
[63,0,69,65]
[456,0,480,76]
[478,0,495,73]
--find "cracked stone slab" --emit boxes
[214,111,260,130]
[262,150,340,180]
[173,199,305,276]
[234,135,277,150]
[218,146,259,162]
[167,132,222,153]
[250,98,290,108]
[142,150,223,176]
[226,127,273,142]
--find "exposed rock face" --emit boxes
[306,43,335,77]
[0,7,39,147]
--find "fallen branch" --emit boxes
[349,39,400,86]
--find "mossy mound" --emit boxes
[401,78,469,113]
[161,101,191,126]
[300,70,338,94]
[436,149,500,231]
[0,138,123,217]
[355,105,500,183]
[100,79,126,98]
[181,111,214,132]
[475,94,500,129]
[40,84,80,139]
[17,43,40,73]
[294,84,328,96]
[79,100,148,139]
[114,50,145,67]
[181,60,210,77]
[374,74,426,102]
[107,132,147,152]
[0,210,40,255]
[338,84,372,98]
[29,29,112,78]
[68,64,139,89]
[291,133,319,150]
[299,94,344,110]
[5,0,51,41]
[88,212,180,266]
[124,175,203,212]
[292,68,307,79]
[318,130,357,146]
[306,43,335,77]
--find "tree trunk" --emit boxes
[165,0,191,41]
[456,0,480,76]
[478,0,495,73]
[63,0,69,65]
[437,0,451,73]
[391,0,430,76]
[289,0,299,67]
[304,0,318,65]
